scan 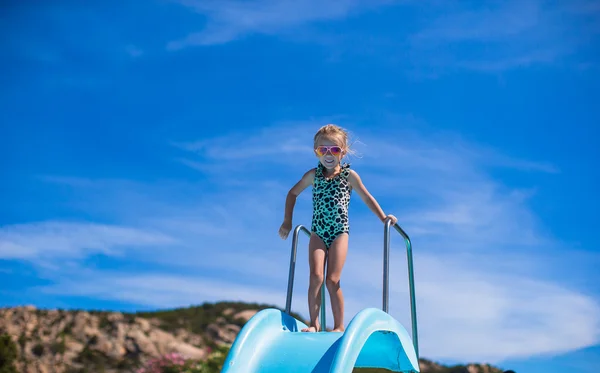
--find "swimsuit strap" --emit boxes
[340,163,351,179]
[315,162,324,178]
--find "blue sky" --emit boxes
[1,0,599,372]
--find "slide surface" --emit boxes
[221,307,420,373]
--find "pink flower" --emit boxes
[137,352,191,373]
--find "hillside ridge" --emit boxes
[0,302,509,373]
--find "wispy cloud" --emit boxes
[407,0,600,73]
[0,221,175,261]
[41,272,285,310]
[170,125,313,162]
[410,1,542,44]
[165,0,600,73]
[124,45,143,58]
[3,118,598,364]
[166,0,394,49]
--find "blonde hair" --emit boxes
[313,124,358,158]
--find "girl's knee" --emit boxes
[310,271,324,284]
[325,276,341,290]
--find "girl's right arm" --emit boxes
[279,168,315,239]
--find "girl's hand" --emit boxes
[279,220,292,239]
[384,214,398,225]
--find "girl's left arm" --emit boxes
[348,169,397,224]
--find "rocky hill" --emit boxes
[0,302,507,373]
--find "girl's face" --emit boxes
[314,136,345,170]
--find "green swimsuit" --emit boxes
[311,162,352,249]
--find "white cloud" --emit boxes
[170,124,314,164]
[165,0,600,73]
[409,1,542,44]
[166,0,395,49]
[125,45,144,58]
[407,0,600,73]
[7,119,600,363]
[0,221,175,261]
[41,272,286,309]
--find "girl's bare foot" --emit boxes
[331,327,345,332]
[301,326,318,332]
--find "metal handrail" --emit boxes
[284,218,420,359]
[384,217,419,359]
[285,225,327,331]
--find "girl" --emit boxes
[278,124,397,333]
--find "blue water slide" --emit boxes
[220,307,420,373]
[221,219,419,372]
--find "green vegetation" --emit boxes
[73,345,111,373]
[98,314,112,330]
[137,346,230,373]
[134,301,305,334]
[0,333,18,373]
[63,319,74,335]
[31,343,44,357]
[17,333,26,352]
[50,338,66,355]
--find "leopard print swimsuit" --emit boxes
[311,162,352,249]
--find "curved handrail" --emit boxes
[284,217,420,356]
[285,224,328,331]
[384,217,419,359]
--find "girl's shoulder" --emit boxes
[303,167,317,179]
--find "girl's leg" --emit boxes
[325,233,348,332]
[303,233,327,332]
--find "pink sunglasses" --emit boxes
[315,145,342,157]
